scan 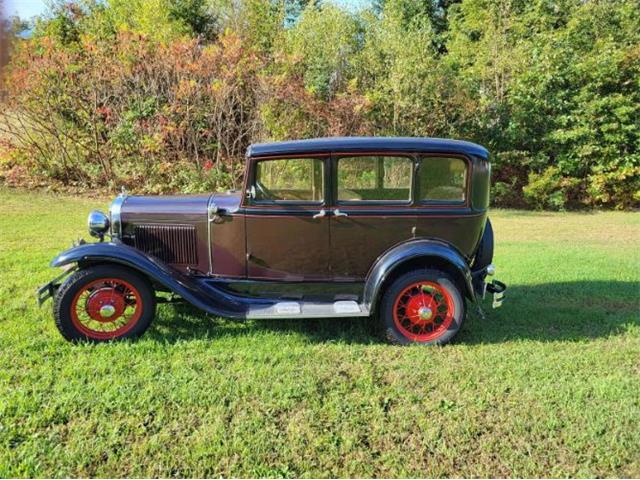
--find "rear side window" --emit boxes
[254,158,324,202]
[418,156,467,203]
[337,155,412,202]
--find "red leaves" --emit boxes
[0,30,266,191]
[260,60,371,139]
[2,28,364,192]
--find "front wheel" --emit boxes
[53,265,156,342]
[380,269,465,346]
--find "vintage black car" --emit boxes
[39,137,506,345]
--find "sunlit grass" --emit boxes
[0,187,639,477]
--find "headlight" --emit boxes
[88,210,110,238]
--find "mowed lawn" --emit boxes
[0,188,638,478]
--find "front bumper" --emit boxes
[36,267,76,306]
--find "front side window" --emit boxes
[337,155,412,202]
[254,158,324,202]
[418,156,467,203]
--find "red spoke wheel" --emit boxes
[54,265,156,342]
[70,278,142,340]
[381,269,465,346]
[392,281,455,342]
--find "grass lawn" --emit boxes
[0,187,639,477]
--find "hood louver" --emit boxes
[132,224,198,265]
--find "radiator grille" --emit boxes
[132,224,198,265]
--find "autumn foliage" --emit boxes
[0,0,638,208]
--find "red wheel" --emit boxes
[381,269,465,345]
[70,278,143,340]
[54,265,156,342]
[392,281,455,342]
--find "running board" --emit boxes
[247,300,370,319]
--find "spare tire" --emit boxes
[473,217,494,270]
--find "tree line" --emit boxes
[0,0,638,209]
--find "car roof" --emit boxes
[247,137,489,160]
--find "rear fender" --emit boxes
[364,239,475,314]
[51,242,246,318]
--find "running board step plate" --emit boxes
[247,300,368,319]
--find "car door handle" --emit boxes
[333,209,348,217]
[312,209,327,219]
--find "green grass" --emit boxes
[1,187,639,478]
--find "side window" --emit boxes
[418,156,467,203]
[254,158,324,202]
[337,155,412,202]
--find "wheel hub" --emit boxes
[405,294,436,326]
[99,304,116,318]
[85,287,126,322]
[418,306,433,320]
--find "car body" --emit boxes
[39,137,506,345]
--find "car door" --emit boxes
[329,153,418,281]
[244,155,331,281]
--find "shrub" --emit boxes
[0,29,263,193]
[1,0,638,209]
[523,167,582,211]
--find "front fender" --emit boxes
[52,241,172,273]
[51,242,245,318]
[364,239,475,313]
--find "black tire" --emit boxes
[380,269,465,346]
[473,217,494,270]
[53,264,156,343]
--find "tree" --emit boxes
[282,3,363,100]
[357,0,472,137]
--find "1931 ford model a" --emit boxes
[38,137,506,345]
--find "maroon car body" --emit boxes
[39,137,506,345]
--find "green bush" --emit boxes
[0,0,638,209]
[523,167,582,211]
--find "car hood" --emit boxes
[117,191,243,221]
[119,194,212,220]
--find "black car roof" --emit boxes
[248,137,489,159]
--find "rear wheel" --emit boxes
[380,269,465,346]
[53,265,156,342]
